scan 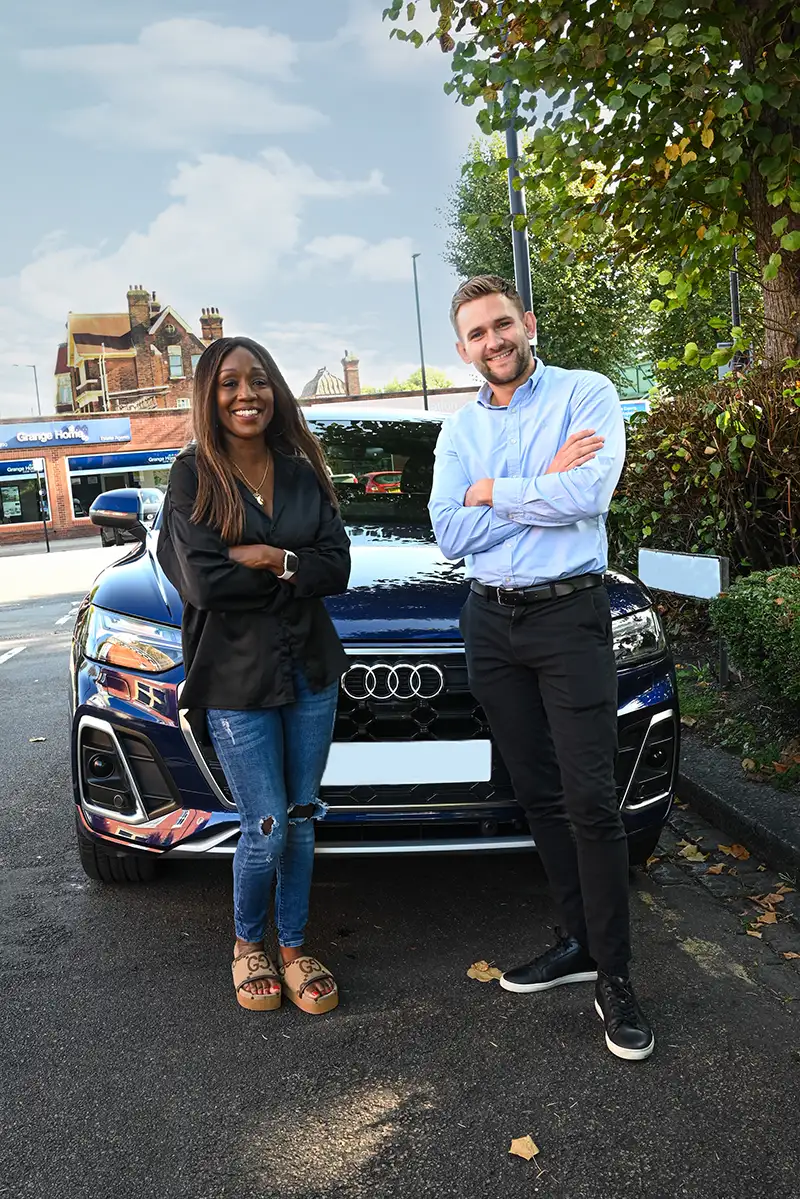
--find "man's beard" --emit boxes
[477,340,533,387]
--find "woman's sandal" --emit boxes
[279,955,339,1015]
[231,949,282,1012]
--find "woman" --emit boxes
[157,336,350,1014]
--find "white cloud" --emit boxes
[21,19,323,149]
[305,235,414,282]
[0,149,389,418]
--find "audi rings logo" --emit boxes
[342,662,445,702]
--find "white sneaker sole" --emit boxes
[594,999,655,1060]
[500,969,598,993]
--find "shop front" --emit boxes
[67,448,181,519]
[0,459,50,530]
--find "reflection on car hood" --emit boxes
[88,530,652,645]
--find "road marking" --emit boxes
[55,605,81,627]
[0,646,26,666]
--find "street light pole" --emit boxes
[13,363,42,415]
[497,1,533,315]
[411,253,429,411]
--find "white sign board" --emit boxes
[637,548,727,600]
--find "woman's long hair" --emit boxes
[189,336,337,543]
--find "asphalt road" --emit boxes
[1,559,799,1199]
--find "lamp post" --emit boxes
[497,1,533,314]
[14,363,42,416]
[411,253,429,411]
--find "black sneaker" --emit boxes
[500,934,598,994]
[594,973,655,1061]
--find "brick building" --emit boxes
[54,286,223,414]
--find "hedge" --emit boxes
[608,366,800,574]
[710,567,800,707]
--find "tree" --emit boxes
[445,137,648,387]
[383,367,454,391]
[385,1,800,367]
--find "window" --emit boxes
[0,465,50,526]
[176,397,191,409]
[307,418,441,536]
[190,354,201,375]
[168,345,184,378]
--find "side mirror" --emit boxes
[89,488,147,544]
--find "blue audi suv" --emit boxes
[70,409,678,882]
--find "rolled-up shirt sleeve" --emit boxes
[428,419,520,560]
[492,376,626,527]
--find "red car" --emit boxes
[362,470,401,493]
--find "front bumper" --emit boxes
[72,646,678,859]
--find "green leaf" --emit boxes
[705,177,729,194]
[684,342,700,364]
[780,230,800,252]
[607,44,625,62]
[615,11,633,29]
[666,24,689,46]
[744,84,764,103]
[628,81,651,98]
[644,37,665,54]
[657,269,673,285]
[654,72,672,88]
[649,299,665,312]
[775,42,792,59]
[763,260,780,281]
[512,213,528,231]
[406,2,416,19]
[607,94,626,111]
[709,459,722,478]
[771,216,789,237]
[741,434,756,448]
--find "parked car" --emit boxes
[71,410,678,883]
[99,487,163,547]
[361,470,401,493]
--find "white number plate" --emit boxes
[321,740,492,787]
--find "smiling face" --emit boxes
[215,345,275,445]
[454,293,537,388]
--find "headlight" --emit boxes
[613,607,666,667]
[82,606,183,673]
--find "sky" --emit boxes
[0,0,488,419]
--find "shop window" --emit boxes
[0,467,50,526]
[168,345,184,379]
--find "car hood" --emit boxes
[88,531,651,644]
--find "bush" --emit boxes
[608,366,800,574]
[710,568,800,707]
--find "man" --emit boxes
[429,274,653,1062]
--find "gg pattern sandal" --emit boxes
[279,955,339,1015]
[231,949,282,1012]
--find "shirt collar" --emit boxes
[477,356,546,409]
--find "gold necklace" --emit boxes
[232,454,272,506]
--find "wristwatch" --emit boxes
[279,550,299,580]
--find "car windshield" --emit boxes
[309,417,441,535]
[140,489,163,504]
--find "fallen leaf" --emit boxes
[757,911,778,925]
[706,864,725,875]
[775,597,785,605]
[679,843,708,862]
[646,855,662,868]
[719,844,750,860]
[783,952,800,960]
[757,865,766,872]
[673,799,688,809]
[746,929,763,939]
[773,762,789,774]
[741,758,756,771]
[777,885,795,895]
[509,1136,540,1161]
[681,715,697,727]
[467,961,503,982]
[29,737,46,743]
[761,893,786,907]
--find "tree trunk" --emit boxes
[745,166,800,364]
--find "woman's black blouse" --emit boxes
[157,447,350,711]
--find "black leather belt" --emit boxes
[470,573,603,606]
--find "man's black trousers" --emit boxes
[461,585,630,976]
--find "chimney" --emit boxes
[200,307,224,342]
[342,350,361,396]
[148,290,162,322]
[127,285,155,389]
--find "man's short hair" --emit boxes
[449,274,525,334]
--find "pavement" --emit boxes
[1,552,799,1199]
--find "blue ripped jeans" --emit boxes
[207,669,338,947]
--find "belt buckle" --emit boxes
[496,586,516,607]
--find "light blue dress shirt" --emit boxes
[428,358,626,587]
